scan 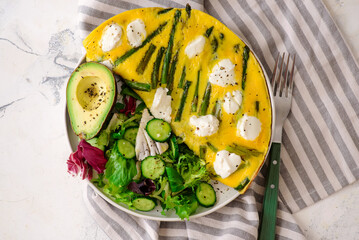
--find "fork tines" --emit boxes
[271,53,296,97]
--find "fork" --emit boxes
[258,53,296,240]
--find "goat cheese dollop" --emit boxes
[150,87,172,123]
[209,59,236,87]
[237,114,262,140]
[213,150,242,179]
[185,35,206,59]
[126,19,147,48]
[223,90,242,114]
[100,23,122,52]
[189,115,219,137]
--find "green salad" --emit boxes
[67,86,216,220]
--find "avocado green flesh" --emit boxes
[66,62,116,140]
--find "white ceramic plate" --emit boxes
[65,48,274,221]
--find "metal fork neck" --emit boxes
[272,123,283,143]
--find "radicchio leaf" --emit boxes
[79,140,107,173]
[128,179,156,196]
[120,96,137,115]
[67,140,107,180]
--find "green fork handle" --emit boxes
[258,142,281,240]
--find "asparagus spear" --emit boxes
[123,79,151,92]
[205,26,214,38]
[175,81,192,122]
[236,177,250,191]
[191,70,200,112]
[211,99,222,120]
[226,144,262,158]
[151,46,165,89]
[136,44,156,74]
[186,4,191,18]
[114,22,167,66]
[211,37,218,53]
[206,142,218,152]
[158,8,173,15]
[234,44,240,53]
[120,86,142,101]
[199,145,207,159]
[167,49,180,93]
[161,10,181,84]
[199,82,211,116]
[255,101,260,113]
[177,66,186,89]
[241,45,250,90]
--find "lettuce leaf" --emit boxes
[176,147,210,189]
[101,183,139,208]
[105,146,137,187]
[163,193,198,220]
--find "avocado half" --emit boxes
[66,62,117,140]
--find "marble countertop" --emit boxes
[0,0,358,239]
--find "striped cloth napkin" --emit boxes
[77,0,359,239]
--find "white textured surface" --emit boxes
[0,0,358,239]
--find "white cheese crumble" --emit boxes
[150,87,172,123]
[185,35,206,59]
[237,114,262,141]
[213,150,242,179]
[135,109,169,161]
[223,90,242,114]
[209,59,237,87]
[100,23,122,52]
[100,60,114,70]
[126,19,147,48]
[189,115,219,137]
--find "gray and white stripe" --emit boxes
[84,178,305,240]
[79,0,359,238]
[205,0,359,211]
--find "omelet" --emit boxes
[83,6,272,193]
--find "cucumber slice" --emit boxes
[170,135,179,160]
[146,119,172,142]
[195,182,216,207]
[141,156,165,180]
[132,198,156,211]
[117,139,135,159]
[123,127,139,145]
